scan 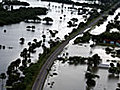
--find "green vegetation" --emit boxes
[73,31,120,46]
[21,41,61,90]
[73,2,120,45]
[68,56,86,65]
[105,47,120,58]
[106,20,120,32]
[85,72,99,87]
[58,54,101,67]
[0,7,47,26]
[58,54,101,88]
[5,37,61,90]
[88,54,102,67]
[67,18,78,27]
[0,73,6,90]
[3,1,30,6]
[108,63,120,76]
[74,32,91,44]
[3,0,120,90]
[96,15,108,26]
[85,54,100,88]
[43,17,53,25]
[98,32,120,42]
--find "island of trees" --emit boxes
[0,1,48,26]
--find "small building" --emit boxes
[103,39,120,46]
[98,64,109,69]
[103,39,111,44]
[116,40,120,46]
[110,41,114,44]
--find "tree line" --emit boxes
[0,7,48,26]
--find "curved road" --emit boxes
[32,2,120,90]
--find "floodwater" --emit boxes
[73,0,100,4]
[0,0,92,89]
[90,8,120,35]
[0,0,91,72]
[0,0,119,90]
[43,2,120,90]
[43,36,120,90]
[43,60,120,90]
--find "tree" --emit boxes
[71,18,78,26]
[19,37,25,45]
[88,54,101,67]
[28,42,31,46]
[108,63,120,75]
[110,63,114,67]
[85,72,99,87]
[92,54,101,67]
[78,22,86,28]
[67,21,72,27]
[42,35,46,39]
[31,26,35,29]
[14,58,21,70]
[86,79,96,87]
[33,39,37,43]
[0,73,6,90]
[43,17,53,25]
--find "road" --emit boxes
[32,2,120,90]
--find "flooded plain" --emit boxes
[43,37,120,90]
[0,0,90,72]
[43,2,120,90]
[0,0,120,90]
[0,0,92,89]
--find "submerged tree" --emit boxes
[67,21,72,27]
[19,37,25,45]
[71,18,78,26]
[88,54,101,67]
[43,17,53,25]
[0,73,6,90]
[85,72,99,87]
[108,63,120,76]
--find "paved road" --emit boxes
[32,2,120,90]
